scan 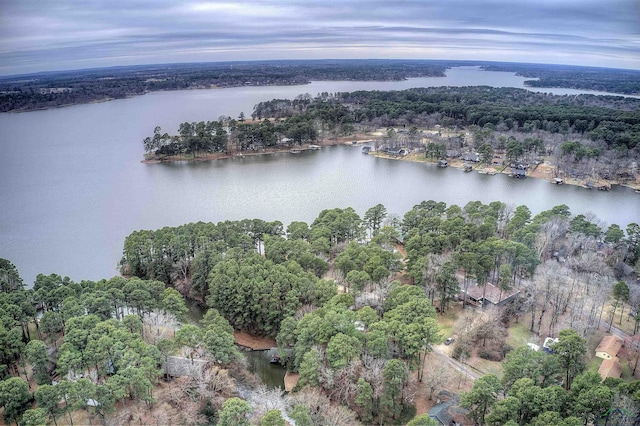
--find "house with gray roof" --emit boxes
[428,392,469,426]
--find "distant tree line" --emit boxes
[0,60,447,112]
[3,60,640,112]
[484,62,640,95]
[294,87,640,151]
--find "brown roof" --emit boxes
[596,336,623,357]
[598,357,622,380]
[463,283,520,305]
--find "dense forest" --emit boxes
[1,199,639,425]
[2,59,639,112]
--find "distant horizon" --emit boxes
[2,0,638,77]
[1,57,639,80]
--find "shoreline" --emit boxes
[370,151,640,192]
[142,132,639,192]
[3,76,431,114]
[142,136,373,164]
[233,331,276,350]
[6,74,637,114]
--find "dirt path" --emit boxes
[432,347,482,380]
[233,331,276,350]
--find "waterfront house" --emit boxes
[438,159,448,168]
[511,168,526,178]
[511,162,528,170]
[461,153,479,162]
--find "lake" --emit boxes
[1,67,638,285]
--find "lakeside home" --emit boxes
[511,168,526,178]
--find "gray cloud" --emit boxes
[1,0,638,75]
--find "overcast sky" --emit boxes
[1,0,639,76]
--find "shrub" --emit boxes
[478,348,503,361]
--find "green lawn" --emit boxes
[470,357,503,377]
[506,322,532,349]
[436,306,460,341]
[621,362,634,380]
[586,356,602,373]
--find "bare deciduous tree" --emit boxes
[421,361,453,400]
[534,216,569,261]
[530,261,557,335]
[290,388,361,426]
[246,384,291,423]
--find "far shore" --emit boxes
[5,82,310,113]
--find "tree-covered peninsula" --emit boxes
[143,86,640,189]
[1,200,639,425]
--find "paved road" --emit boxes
[600,318,636,343]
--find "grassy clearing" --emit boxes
[436,305,460,341]
[506,322,533,349]
[468,356,503,377]
[621,362,634,380]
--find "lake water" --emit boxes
[1,67,638,285]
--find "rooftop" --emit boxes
[428,395,468,426]
[463,283,520,305]
[596,336,623,358]
[598,357,622,380]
